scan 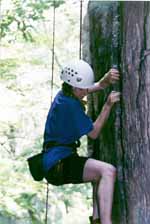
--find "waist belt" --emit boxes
[42,140,81,152]
[27,140,81,182]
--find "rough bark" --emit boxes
[84,1,150,224]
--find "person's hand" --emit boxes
[100,68,120,88]
[106,91,121,107]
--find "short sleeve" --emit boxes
[70,101,93,139]
[43,92,94,144]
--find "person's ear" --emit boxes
[73,87,77,91]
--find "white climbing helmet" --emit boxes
[60,59,94,89]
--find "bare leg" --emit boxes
[92,182,99,220]
[83,158,116,224]
[98,173,115,224]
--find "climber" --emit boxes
[42,59,120,224]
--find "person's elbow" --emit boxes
[88,127,99,139]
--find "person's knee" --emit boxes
[103,164,116,179]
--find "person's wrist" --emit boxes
[99,73,109,88]
[105,100,113,108]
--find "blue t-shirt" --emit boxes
[43,91,93,171]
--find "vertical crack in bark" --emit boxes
[113,3,128,223]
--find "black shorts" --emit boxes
[44,153,89,186]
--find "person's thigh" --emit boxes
[63,154,88,184]
[82,158,116,182]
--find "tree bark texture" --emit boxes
[85,1,150,224]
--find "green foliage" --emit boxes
[14,193,44,224]
[0,0,65,42]
[0,58,18,80]
[15,193,36,211]
[27,58,44,65]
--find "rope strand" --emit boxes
[45,181,49,224]
[79,0,83,59]
[45,1,56,223]
[51,0,56,103]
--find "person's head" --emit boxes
[60,60,94,99]
[62,82,88,99]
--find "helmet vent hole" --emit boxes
[68,79,70,82]
[76,77,82,82]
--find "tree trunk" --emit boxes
[84,1,150,224]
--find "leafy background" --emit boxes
[0,0,92,223]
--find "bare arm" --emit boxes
[88,91,120,139]
[88,68,120,94]
[87,81,105,94]
[88,103,112,139]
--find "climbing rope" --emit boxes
[50,0,56,103]
[45,181,49,224]
[45,1,56,224]
[79,0,83,60]
[44,1,83,223]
